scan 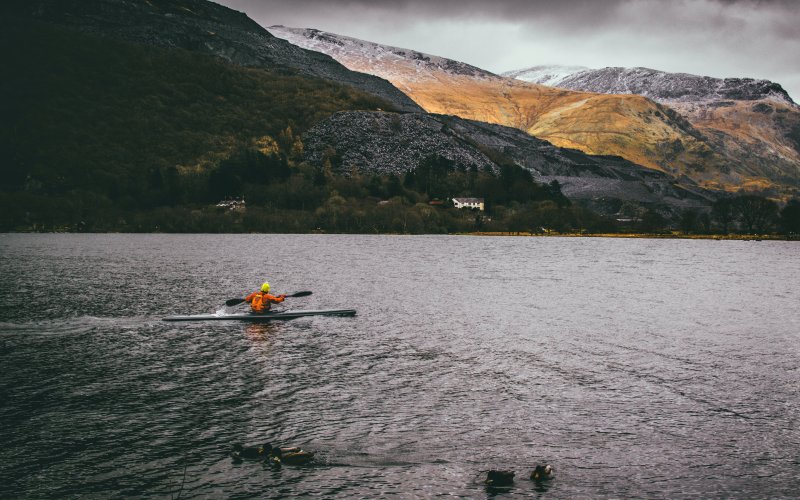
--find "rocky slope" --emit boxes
[7,0,422,113]
[303,111,714,213]
[506,66,800,196]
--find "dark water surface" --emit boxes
[1,234,798,498]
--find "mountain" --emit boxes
[506,66,800,197]
[269,27,800,198]
[302,111,713,213]
[268,27,714,211]
[6,0,422,113]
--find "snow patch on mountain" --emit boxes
[268,25,500,84]
[502,65,589,87]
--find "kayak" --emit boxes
[163,309,356,322]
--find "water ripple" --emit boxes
[1,234,798,497]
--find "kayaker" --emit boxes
[244,282,286,314]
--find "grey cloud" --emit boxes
[216,0,800,99]
[220,0,800,22]
[220,0,800,41]
[222,0,631,26]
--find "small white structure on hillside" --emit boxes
[216,198,246,211]
[452,197,484,211]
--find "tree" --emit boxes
[315,190,348,231]
[208,163,242,201]
[639,209,667,233]
[508,208,535,234]
[290,137,304,160]
[732,195,778,234]
[711,197,736,233]
[679,209,700,234]
[546,180,571,208]
[277,126,295,153]
[387,174,404,198]
[415,155,456,198]
[779,199,800,235]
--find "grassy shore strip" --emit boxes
[460,232,796,240]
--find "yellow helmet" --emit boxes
[261,282,270,292]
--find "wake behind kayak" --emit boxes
[163,309,356,322]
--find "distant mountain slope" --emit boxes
[269,26,773,195]
[7,0,422,113]
[505,65,800,196]
[303,111,714,213]
[506,66,795,104]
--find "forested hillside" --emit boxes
[0,18,388,229]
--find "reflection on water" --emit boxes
[244,323,282,364]
[245,323,280,342]
[0,234,798,498]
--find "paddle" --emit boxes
[225,291,312,307]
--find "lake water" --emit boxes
[1,234,798,498]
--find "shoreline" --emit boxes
[459,232,796,241]
[3,231,797,241]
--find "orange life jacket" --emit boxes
[246,291,284,313]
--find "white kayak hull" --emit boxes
[163,309,356,322]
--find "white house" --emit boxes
[452,197,485,211]
[216,198,246,211]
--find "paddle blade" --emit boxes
[288,291,312,298]
[225,298,246,307]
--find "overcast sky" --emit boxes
[216,0,800,101]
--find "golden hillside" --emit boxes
[408,75,720,174]
[670,99,800,194]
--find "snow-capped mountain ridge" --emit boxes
[506,65,796,105]
[269,26,499,84]
[267,25,501,84]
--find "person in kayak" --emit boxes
[244,282,286,314]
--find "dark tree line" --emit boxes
[0,146,616,233]
[672,195,799,235]
[709,195,779,234]
[6,137,799,235]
